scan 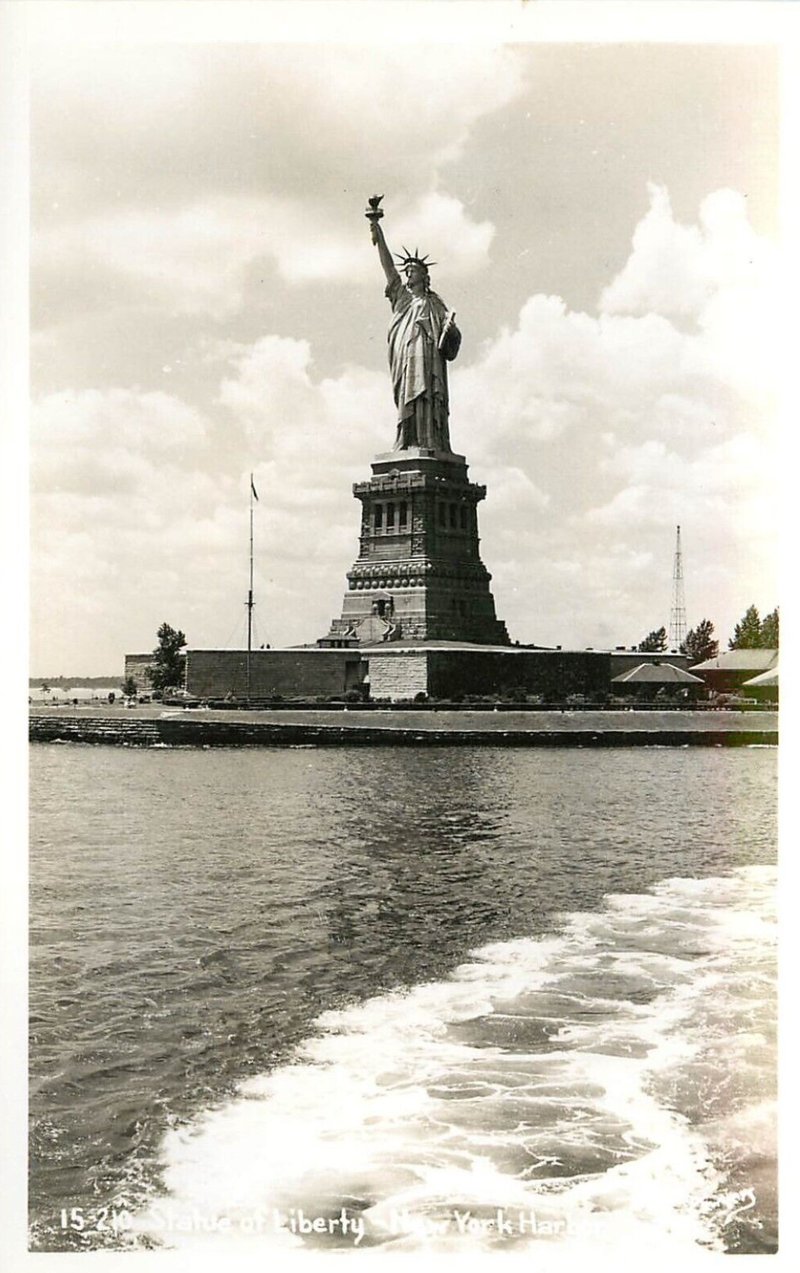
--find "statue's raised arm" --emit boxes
[366,196,399,286]
[365,195,461,454]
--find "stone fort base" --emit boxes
[178,645,688,703]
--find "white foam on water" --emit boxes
[135,864,776,1259]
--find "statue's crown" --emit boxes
[394,246,436,271]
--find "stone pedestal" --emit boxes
[323,447,509,645]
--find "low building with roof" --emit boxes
[611,661,705,701]
[742,664,779,702]
[690,649,778,694]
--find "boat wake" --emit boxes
[135,864,776,1257]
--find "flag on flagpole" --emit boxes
[250,474,259,502]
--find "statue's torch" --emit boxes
[365,194,384,225]
[365,194,384,242]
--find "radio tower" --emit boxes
[669,524,687,650]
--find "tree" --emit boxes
[146,622,187,692]
[728,604,763,649]
[681,619,718,665]
[760,607,779,649]
[638,626,668,653]
[121,676,138,698]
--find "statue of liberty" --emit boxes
[366,196,461,452]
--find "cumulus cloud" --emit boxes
[36,202,264,318]
[601,183,780,398]
[31,337,395,665]
[449,185,777,646]
[36,190,496,318]
[217,334,388,464]
[601,184,711,318]
[601,185,767,317]
[390,192,495,278]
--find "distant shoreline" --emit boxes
[28,678,121,688]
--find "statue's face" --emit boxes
[405,263,428,290]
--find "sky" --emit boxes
[25,4,784,675]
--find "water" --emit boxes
[29,744,777,1256]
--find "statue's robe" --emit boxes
[385,275,461,452]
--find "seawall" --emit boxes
[29,709,778,748]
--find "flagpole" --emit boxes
[246,473,254,702]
